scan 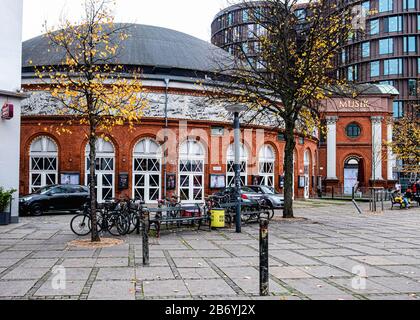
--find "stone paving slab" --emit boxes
[0,280,38,297]
[89,280,135,300]
[1,201,420,300]
[34,280,86,297]
[136,266,175,281]
[185,279,237,296]
[96,267,135,280]
[1,267,50,280]
[177,267,220,280]
[142,280,190,298]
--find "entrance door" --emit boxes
[179,140,205,203]
[85,138,115,203]
[344,158,360,195]
[304,150,311,199]
[344,168,358,195]
[133,138,162,203]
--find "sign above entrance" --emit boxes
[1,103,13,120]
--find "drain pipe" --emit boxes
[163,78,170,201]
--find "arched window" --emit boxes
[85,138,115,202]
[133,138,162,203]
[227,143,248,187]
[259,145,275,187]
[29,136,58,193]
[179,139,205,203]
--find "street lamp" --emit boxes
[225,104,247,233]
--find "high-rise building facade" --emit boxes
[211,1,270,65]
[211,1,420,119]
[338,0,420,119]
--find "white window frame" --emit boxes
[259,145,275,187]
[85,138,115,203]
[133,138,162,204]
[178,140,205,204]
[227,143,248,187]
[29,136,58,193]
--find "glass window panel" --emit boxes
[379,38,393,54]
[384,58,403,75]
[379,0,393,13]
[370,19,379,35]
[404,36,417,53]
[370,61,380,77]
[362,42,370,58]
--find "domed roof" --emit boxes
[22,24,231,74]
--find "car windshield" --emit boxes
[260,186,279,194]
[241,187,257,193]
[34,185,55,195]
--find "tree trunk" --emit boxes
[89,133,100,242]
[283,121,296,219]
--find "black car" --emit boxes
[19,185,90,216]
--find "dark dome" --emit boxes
[22,24,231,74]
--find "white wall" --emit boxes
[0,0,23,222]
[0,0,23,91]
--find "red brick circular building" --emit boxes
[19,24,396,204]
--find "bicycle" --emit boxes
[70,199,130,237]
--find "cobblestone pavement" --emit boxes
[1,200,420,300]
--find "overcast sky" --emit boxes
[22,0,233,42]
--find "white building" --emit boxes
[0,0,25,223]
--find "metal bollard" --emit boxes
[142,211,150,266]
[260,219,269,296]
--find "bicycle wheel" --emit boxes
[127,210,140,234]
[108,214,130,236]
[70,214,91,236]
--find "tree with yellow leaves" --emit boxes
[31,0,148,242]
[392,105,420,175]
[208,0,362,218]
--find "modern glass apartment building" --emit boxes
[338,0,420,119]
[212,1,420,119]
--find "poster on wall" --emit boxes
[252,176,262,185]
[167,174,176,190]
[210,174,226,189]
[279,175,285,189]
[60,172,80,185]
[118,173,129,190]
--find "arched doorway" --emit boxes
[227,143,248,187]
[344,157,361,195]
[179,139,205,203]
[29,136,58,193]
[133,138,162,203]
[85,138,115,203]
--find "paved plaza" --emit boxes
[1,200,420,300]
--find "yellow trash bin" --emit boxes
[211,209,225,228]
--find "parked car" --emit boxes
[19,185,89,216]
[213,186,264,204]
[247,185,284,209]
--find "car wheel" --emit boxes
[31,204,44,217]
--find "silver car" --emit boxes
[248,186,284,209]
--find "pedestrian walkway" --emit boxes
[1,201,420,300]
